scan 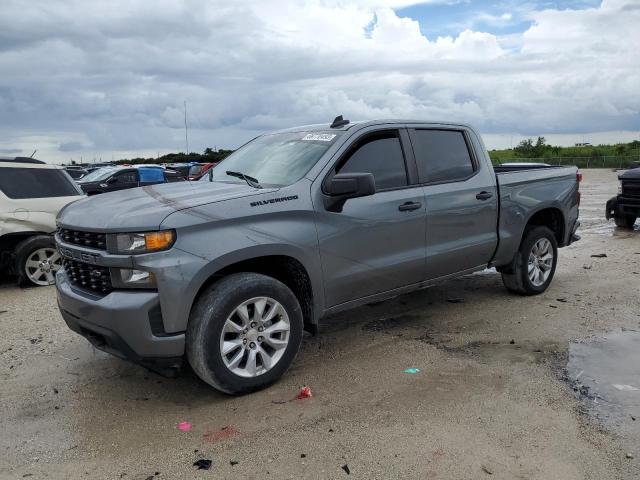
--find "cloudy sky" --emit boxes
[0,0,638,163]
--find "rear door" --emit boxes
[407,127,498,279]
[314,128,427,307]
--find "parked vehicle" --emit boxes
[77,166,167,195]
[55,118,580,394]
[0,157,83,286]
[606,167,640,228]
[188,162,217,180]
[166,163,197,179]
[64,166,89,180]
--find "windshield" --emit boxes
[79,167,119,182]
[201,131,342,187]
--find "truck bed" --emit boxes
[491,165,579,267]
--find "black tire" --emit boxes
[501,226,558,296]
[186,272,303,395]
[614,215,636,229]
[14,235,60,287]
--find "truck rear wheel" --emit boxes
[186,272,303,395]
[501,226,558,295]
[614,215,636,229]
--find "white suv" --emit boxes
[0,157,84,286]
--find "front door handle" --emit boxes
[476,191,493,201]
[398,201,422,211]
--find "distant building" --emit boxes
[575,142,592,147]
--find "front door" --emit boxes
[315,129,427,307]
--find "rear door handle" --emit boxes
[398,201,422,211]
[476,191,493,201]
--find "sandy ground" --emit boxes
[0,168,638,480]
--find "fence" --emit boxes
[491,156,640,169]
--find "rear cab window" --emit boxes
[0,167,80,199]
[409,129,476,184]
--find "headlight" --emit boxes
[112,268,157,288]
[111,230,176,254]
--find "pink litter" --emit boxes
[177,421,192,432]
[295,386,312,400]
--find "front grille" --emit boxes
[58,228,107,250]
[62,258,113,294]
[622,181,640,199]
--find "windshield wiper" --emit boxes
[226,171,262,189]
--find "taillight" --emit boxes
[576,171,583,183]
[576,171,581,206]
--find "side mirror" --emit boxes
[324,173,375,212]
[106,176,118,184]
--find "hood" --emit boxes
[58,181,277,231]
[619,167,640,181]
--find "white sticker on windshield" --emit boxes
[301,133,336,142]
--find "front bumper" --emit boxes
[56,270,185,374]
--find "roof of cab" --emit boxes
[270,119,475,135]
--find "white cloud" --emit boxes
[0,0,637,163]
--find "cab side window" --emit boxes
[337,132,407,190]
[410,129,475,184]
[114,171,138,184]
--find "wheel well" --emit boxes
[198,256,315,330]
[0,232,48,272]
[526,208,565,246]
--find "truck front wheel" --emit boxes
[501,226,558,295]
[186,272,303,395]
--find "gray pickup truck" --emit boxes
[55,118,580,394]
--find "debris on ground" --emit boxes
[590,253,607,258]
[202,425,239,443]
[447,298,464,303]
[481,464,494,475]
[583,265,592,269]
[271,400,287,404]
[556,298,568,303]
[549,305,558,309]
[613,384,639,391]
[509,340,515,344]
[631,415,636,421]
[403,368,421,374]
[230,460,239,466]
[626,453,634,459]
[177,421,192,432]
[295,386,312,399]
[341,464,351,475]
[193,459,212,470]
[300,454,307,458]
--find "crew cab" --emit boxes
[55,118,580,394]
[606,167,639,228]
[0,157,83,286]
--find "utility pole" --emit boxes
[184,100,189,155]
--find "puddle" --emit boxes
[566,330,640,452]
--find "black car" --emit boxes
[606,167,640,228]
[77,166,167,195]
